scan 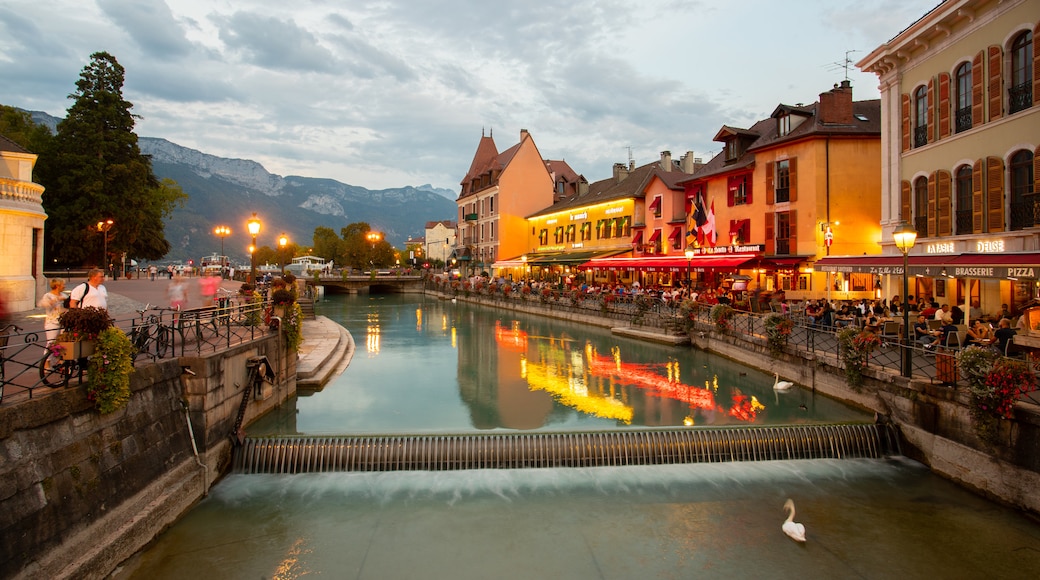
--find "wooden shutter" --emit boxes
[988,45,1002,122]
[765,212,775,254]
[938,72,951,139]
[901,94,912,152]
[986,156,1005,232]
[972,51,984,126]
[788,158,798,202]
[766,162,775,205]
[926,78,935,143]
[937,170,952,236]
[727,185,734,206]
[927,172,937,237]
[972,159,984,233]
[901,180,912,222]
[1035,23,1040,107]
[788,210,797,252]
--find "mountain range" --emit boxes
[25,109,458,264]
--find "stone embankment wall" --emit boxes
[0,336,296,580]
[444,291,1040,517]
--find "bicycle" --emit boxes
[39,341,84,388]
[1,323,24,403]
[127,304,173,362]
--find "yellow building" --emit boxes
[853,0,1040,318]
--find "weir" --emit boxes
[233,423,900,474]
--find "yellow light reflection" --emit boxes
[366,325,380,354]
[271,537,312,580]
[451,326,457,349]
[415,307,422,332]
[441,315,448,331]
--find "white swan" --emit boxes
[782,498,806,542]
[773,372,794,391]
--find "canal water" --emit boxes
[116,294,1040,579]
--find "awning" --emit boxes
[631,231,643,245]
[667,227,682,242]
[579,254,757,272]
[648,196,661,212]
[525,248,630,265]
[648,230,662,243]
[814,252,1040,278]
[491,257,528,269]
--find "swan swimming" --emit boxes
[773,372,794,391]
[782,499,807,542]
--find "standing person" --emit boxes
[199,272,221,307]
[168,274,188,312]
[37,278,67,345]
[69,268,108,310]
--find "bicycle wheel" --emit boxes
[155,326,170,358]
[39,353,69,388]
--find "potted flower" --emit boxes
[270,288,295,319]
[56,307,113,360]
[709,303,735,331]
[763,313,794,356]
[838,327,880,388]
[965,357,1036,444]
[87,327,135,413]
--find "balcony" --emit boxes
[1009,82,1033,115]
[955,106,972,133]
[464,213,478,221]
[914,216,929,238]
[775,239,791,255]
[955,210,973,235]
[913,125,928,148]
[1010,194,1038,230]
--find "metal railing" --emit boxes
[0,300,274,405]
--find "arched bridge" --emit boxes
[310,274,425,295]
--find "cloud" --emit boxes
[217,11,340,73]
[97,0,195,59]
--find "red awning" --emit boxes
[579,254,756,272]
[667,227,682,241]
[648,196,661,212]
[631,231,643,245]
[648,230,662,243]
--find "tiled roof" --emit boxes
[425,220,456,229]
[0,134,29,154]
[527,160,687,218]
[461,135,499,184]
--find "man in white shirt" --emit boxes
[69,268,108,310]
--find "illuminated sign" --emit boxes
[1007,267,1036,277]
[570,212,588,221]
[976,239,1005,253]
[925,242,955,254]
[546,218,558,225]
[605,207,624,215]
[955,267,994,277]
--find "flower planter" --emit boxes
[58,340,95,360]
[272,305,288,319]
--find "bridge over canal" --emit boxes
[311,274,425,294]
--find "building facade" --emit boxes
[0,135,47,313]
[422,220,456,265]
[854,0,1040,316]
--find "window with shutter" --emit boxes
[972,160,984,233]
[1009,150,1034,230]
[972,51,985,126]
[927,172,937,237]
[937,170,952,236]
[1009,30,1034,114]
[988,45,1003,120]
[913,86,928,148]
[954,64,971,133]
[775,160,791,203]
[1033,24,1040,108]
[901,180,912,222]
[955,165,974,235]
[914,177,929,236]
[938,72,951,138]
[901,94,911,152]
[986,156,1005,232]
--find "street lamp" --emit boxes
[684,246,695,289]
[97,219,114,271]
[247,213,261,284]
[278,232,289,274]
[893,220,918,378]
[214,225,231,262]
[367,231,382,268]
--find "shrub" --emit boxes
[87,327,134,414]
[709,304,734,331]
[763,313,794,356]
[838,328,880,388]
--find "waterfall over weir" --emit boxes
[233,424,900,474]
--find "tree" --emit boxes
[0,105,54,158]
[36,52,185,267]
[311,226,342,264]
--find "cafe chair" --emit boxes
[880,321,902,346]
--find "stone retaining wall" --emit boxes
[0,335,296,580]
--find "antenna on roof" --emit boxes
[824,50,859,82]
[627,146,634,166]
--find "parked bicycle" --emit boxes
[127,304,174,362]
[1,323,24,402]
[39,339,85,389]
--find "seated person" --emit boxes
[993,318,1017,354]
[914,314,935,346]
[935,314,959,348]
[950,305,965,325]
[965,320,993,346]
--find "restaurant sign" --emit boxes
[689,244,764,255]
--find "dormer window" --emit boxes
[778,114,791,136]
[726,140,739,161]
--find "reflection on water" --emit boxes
[249,294,869,436]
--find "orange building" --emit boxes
[680,81,883,300]
[455,129,578,275]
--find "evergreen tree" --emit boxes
[0,105,54,158]
[37,52,185,267]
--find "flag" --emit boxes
[702,198,717,247]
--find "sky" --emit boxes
[0,0,941,192]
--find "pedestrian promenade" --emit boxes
[1,276,352,406]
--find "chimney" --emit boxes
[660,150,672,170]
[520,128,529,140]
[818,81,853,124]
[613,162,630,183]
[679,151,695,174]
[578,179,589,195]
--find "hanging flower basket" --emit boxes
[57,340,95,361]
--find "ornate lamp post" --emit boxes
[278,233,289,274]
[684,246,695,289]
[97,219,114,272]
[247,213,261,284]
[893,221,918,378]
[367,231,382,268]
